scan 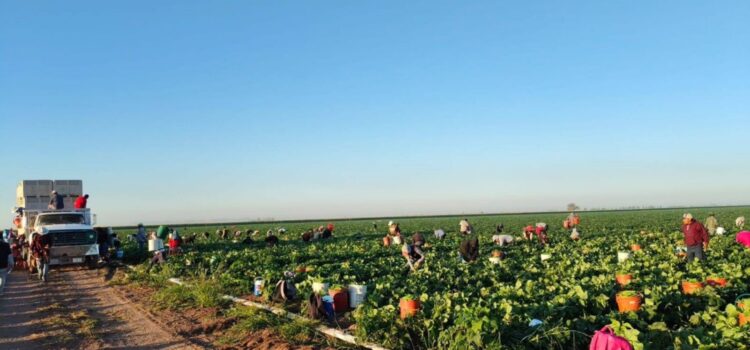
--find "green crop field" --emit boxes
[121,207,750,349]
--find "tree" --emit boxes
[567,203,579,212]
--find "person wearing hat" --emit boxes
[682,213,709,262]
[31,229,52,282]
[48,190,64,210]
[135,223,148,251]
[704,213,718,235]
[74,194,89,209]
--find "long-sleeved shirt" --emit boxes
[49,194,64,209]
[682,220,709,246]
[74,196,87,209]
[459,238,479,262]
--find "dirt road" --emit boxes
[0,266,204,350]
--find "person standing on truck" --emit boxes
[682,213,709,262]
[0,238,13,294]
[48,190,64,210]
[74,194,89,209]
[31,230,52,282]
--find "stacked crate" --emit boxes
[16,180,83,210]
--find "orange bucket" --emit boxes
[616,293,642,312]
[681,281,703,294]
[631,244,641,252]
[572,216,580,225]
[616,274,633,286]
[705,277,727,288]
[399,298,421,319]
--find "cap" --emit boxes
[388,221,394,226]
[683,213,693,220]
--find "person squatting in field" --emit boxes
[402,233,425,271]
[458,234,479,263]
[704,213,719,235]
[737,216,745,230]
[535,223,549,245]
[682,213,709,262]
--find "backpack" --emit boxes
[307,293,326,320]
[589,326,633,350]
[272,279,298,302]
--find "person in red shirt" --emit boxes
[682,213,709,262]
[534,223,549,245]
[74,194,89,209]
[523,225,535,240]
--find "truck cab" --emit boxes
[31,211,99,265]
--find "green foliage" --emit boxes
[132,207,750,349]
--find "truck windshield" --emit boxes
[37,214,86,226]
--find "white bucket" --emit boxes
[348,284,367,308]
[617,251,630,263]
[254,277,264,296]
[540,254,551,261]
[313,282,329,294]
[489,257,501,264]
[148,239,164,252]
[393,236,402,245]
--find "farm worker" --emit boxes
[10,235,24,270]
[48,190,64,210]
[736,231,750,248]
[388,221,401,237]
[458,236,479,263]
[301,230,313,242]
[265,231,279,247]
[401,240,425,271]
[704,213,718,235]
[0,237,13,294]
[31,230,52,282]
[95,227,110,262]
[135,223,148,251]
[570,228,580,241]
[147,248,168,272]
[681,213,709,262]
[411,232,425,247]
[737,217,746,230]
[168,231,182,254]
[523,225,535,240]
[496,224,504,234]
[321,224,333,239]
[156,225,171,240]
[459,218,473,235]
[74,194,89,209]
[434,229,446,240]
[372,222,378,231]
[492,234,514,246]
[535,223,549,245]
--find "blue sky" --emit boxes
[1,1,748,226]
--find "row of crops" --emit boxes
[123,207,750,349]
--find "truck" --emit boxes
[13,180,100,266]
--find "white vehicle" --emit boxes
[13,180,100,266]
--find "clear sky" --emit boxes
[1,1,748,226]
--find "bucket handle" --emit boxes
[735,293,750,304]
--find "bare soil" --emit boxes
[0,266,201,349]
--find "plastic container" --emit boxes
[348,284,367,308]
[53,180,83,196]
[328,288,349,312]
[617,251,630,263]
[312,282,329,295]
[705,277,727,288]
[148,239,164,252]
[116,249,124,259]
[254,277,264,296]
[616,274,633,286]
[681,281,703,295]
[489,257,501,264]
[631,244,641,252]
[616,292,642,312]
[17,180,53,197]
[399,298,421,319]
[540,254,551,261]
